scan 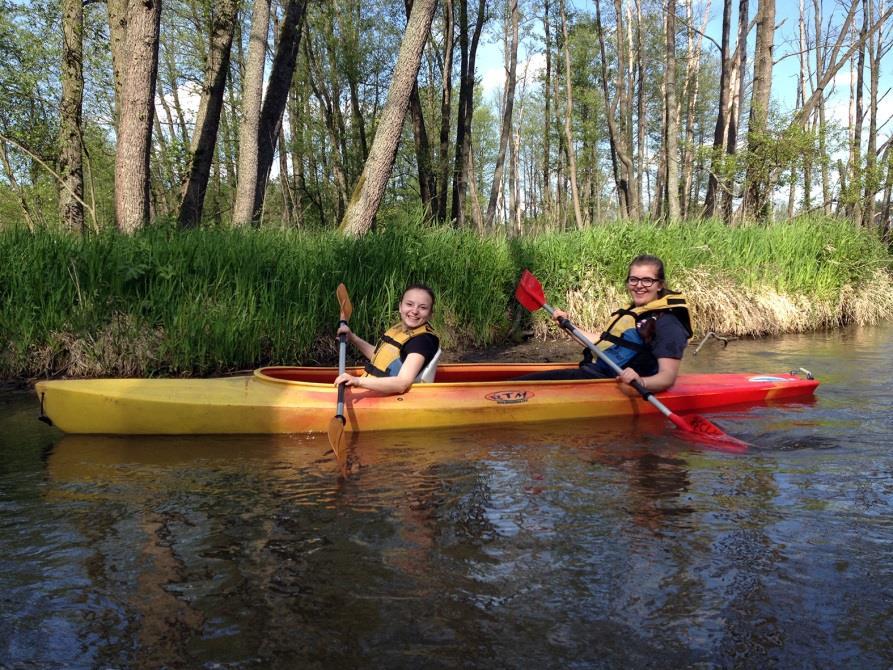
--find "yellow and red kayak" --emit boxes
[34,363,819,435]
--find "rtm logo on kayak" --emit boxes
[484,390,533,404]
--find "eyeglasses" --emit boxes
[626,276,661,287]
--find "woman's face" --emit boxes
[626,263,663,306]
[399,288,433,329]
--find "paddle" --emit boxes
[514,269,750,452]
[327,283,353,476]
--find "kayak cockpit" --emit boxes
[255,362,583,385]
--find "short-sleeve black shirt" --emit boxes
[401,333,440,367]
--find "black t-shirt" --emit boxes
[401,333,440,367]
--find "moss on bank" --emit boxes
[1,216,891,379]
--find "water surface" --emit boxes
[1,324,892,668]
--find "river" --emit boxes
[1,323,891,668]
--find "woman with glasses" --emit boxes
[515,255,692,392]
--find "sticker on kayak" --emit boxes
[747,376,792,382]
[485,390,534,404]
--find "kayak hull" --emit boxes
[35,363,820,435]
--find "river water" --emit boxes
[1,323,891,669]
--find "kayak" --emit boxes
[34,363,819,436]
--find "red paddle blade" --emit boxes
[669,413,751,453]
[515,269,546,312]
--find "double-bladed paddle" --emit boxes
[514,269,750,453]
[327,283,352,476]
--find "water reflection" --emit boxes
[4,323,893,667]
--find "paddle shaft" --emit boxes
[336,322,348,420]
[539,302,675,421]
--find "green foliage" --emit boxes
[1,216,890,379]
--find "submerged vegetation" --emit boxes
[1,216,891,379]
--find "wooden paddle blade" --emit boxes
[515,269,546,312]
[327,415,349,476]
[337,283,353,321]
[669,413,751,453]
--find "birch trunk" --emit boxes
[340,0,438,235]
[485,0,520,229]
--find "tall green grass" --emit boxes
[1,215,890,378]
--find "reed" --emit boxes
[1,215,890,379]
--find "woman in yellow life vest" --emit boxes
[517,255,692,394]
[333,284,441,394]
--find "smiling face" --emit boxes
[398,288,434,330]
[626,262,664,307]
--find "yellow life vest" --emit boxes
[585,293,692,373]
[363,322,440,380]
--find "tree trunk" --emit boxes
[231,0,271,227]
[863,0,882,228]
[339,0,438,236]
[559,0,583,228]
[541,0,552,223]
[814,0,829,212]
[485,0,519,228]
[107,0,128,125]
[251,0,309,222]
[450,0,487,227]
[680,0,708,218]
[59,0,85,232]
[703,0,733,218]
[114,0,161,233]
[305,35,350,222]
[741,0,775,221]
[178,0,239,229]
[634,0,645,214]
[435,0,454,223]
[594,0,636,219]
[405,0,437,218]
[663,0,680,221]
[849,1,867,226]
[798,0,812,213]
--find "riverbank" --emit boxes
[2,216,891,379]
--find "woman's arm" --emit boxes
[333,352,426,395]
[551,308,600,342]
[616,357,681,394]
[338,324,376,360]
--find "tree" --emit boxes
[114,0,162,233]
[662,0,680,221]
[340,0,438,236]
[435,0,455,223]
[251,0,309,223]
[594,0,639,219]
[406,0,437,218]
[485,0,520,229]
[559,0,583,229]
[178,0,240,228]
[59,0,85,232]
[741,0,775,221]
[450,0,487,226]
[232,0,271,227]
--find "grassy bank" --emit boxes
[2,216,891,379]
